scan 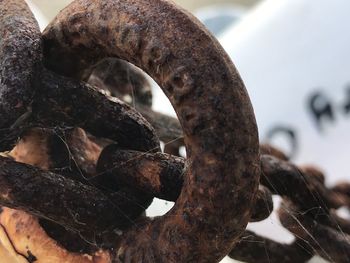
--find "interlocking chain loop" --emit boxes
[42,1,260,262]
[0,0,260,262]
[0,0,41,150]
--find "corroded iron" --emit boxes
[260,154,346,211]
[0,0,41,150]
[228,153,350,263]
[0,0,159,239]
[228,230,313,263]
[97,145,273,222]
[34,69,160,152]
[84,57,185,155]
[0,155,150,237]
[279,200,350,263]
[1,0,349,263]
[42,0,260,262]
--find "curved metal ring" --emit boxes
[43,0,260,261]
[0,0,42,150]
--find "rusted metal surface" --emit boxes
[43,0,260,262]
[3,124,271,261]
[249,185,273,222]
[97,145,272,222]
[4,127,154,248]
[3,0,349,262]
[228,230,313,263]
[260,154,346,211]
[97,145,185,201]
[0,155,151,239]
[34,69,160,152]
[0,0,160,154]
[84,57,185,155]
[0,0,41,150]
[226,151,350,263]
[86,59,297,161]
[32,71,159,232]
[87,59,295,161]
[0,15,160,232]
[279,200,350,263]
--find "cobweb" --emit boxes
[146,79,348,263]
[22,60,349,263]
[7,1,348,263]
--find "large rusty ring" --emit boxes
[43,0,260,262]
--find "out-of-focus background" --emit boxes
[26,0,260,34]
[26,1,350,262]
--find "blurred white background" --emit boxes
[25,0,350,262]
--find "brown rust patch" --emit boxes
[0,0,42,150]
[43,1,260,260]
[229,230,312,263]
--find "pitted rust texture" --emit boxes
[100,146,350,262]
[88,59,289,158]
[34,69,159,152]
[0,0,42,150]
[43,0,260,262]
[0,0,160,258]
[0,155,150,239]
[97,144,185,201]
[279,200,350,263]
[227,153,350,263]
[0,59,159,234]
[260,154,347,211]
[97,146,272,222]
[89,60,288,158]
[229,230,313,263]
[84,57,185,155]
[0,0,349,261]
[5,127,153,243]
[0,0,160,154]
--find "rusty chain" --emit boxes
[0,0,260,262]
[0,0,349,262]
[89,35,350,263]
[96,142,350,262]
